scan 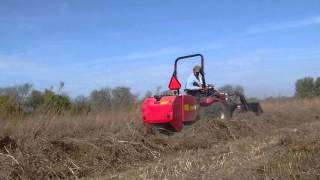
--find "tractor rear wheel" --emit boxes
[202,102,231,120]
[247,102,263,115]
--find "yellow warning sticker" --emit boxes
[184,104,190,111]
[160,101,169,105]
[184,104,197,112]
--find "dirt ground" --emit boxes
[0,98,320,180]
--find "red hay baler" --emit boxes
[141,54,263,133]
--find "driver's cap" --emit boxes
[193,65,201,73]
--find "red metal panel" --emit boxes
[141,96,183,131]
[141,95,198,132]
[171,96,183,131]
[182,96,198,123]
[141,97,173,123]
[199,96,218,106]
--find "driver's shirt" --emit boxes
[185,73,203,90]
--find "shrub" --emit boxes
[70,96,91,114]
[111,86,135,109]
[219,84,244,94]
[295,77,316,98]
[315,77,320,96]
[27,90,44,111]
[41,89,71,114]
[0,95,21,118]
[89,87,112,112]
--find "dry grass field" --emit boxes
[0,98,320,180]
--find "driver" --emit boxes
[185,65,205,96]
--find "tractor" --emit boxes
[141,54,263,133]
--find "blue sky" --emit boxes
[0,0,319,98]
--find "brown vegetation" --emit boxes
[0,98,320,179]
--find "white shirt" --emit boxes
[185,73,203,90]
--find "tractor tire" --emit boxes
[202,102,231,120]
[247,102,263,115]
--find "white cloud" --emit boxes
[247,15,320,33]
[0,55,77,82]
[76,47,181,68]
[125,47,182,59]
[0,55,46,74]
[79,43,224,67]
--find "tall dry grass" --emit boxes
[0,98,319,179]
[109,98,320,180]
[262,97,320,112]
[0,105,154,179]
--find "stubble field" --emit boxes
[1,98,320,180]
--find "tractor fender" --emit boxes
[199,96,219,106]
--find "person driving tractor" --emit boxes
[185,65,206,96]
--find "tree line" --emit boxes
[0,82,136,119]
[0,76,318,118]
[295,77,320,98]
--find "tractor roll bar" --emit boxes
[173,54,206,88]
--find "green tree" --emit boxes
[143,90,153,99]
[27,90,44,111]
[89,87,112,112]
[0,95,21,117]
[219,84,244,94]
[0,83,33,113]
[16,83,33,107]
[315,77,320,96]
[295,77,315,98]
[111,86,135,109]
[43,89,55,105]
[71,95,91,114]
[42,89,70,114]
[50,95,70,114]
